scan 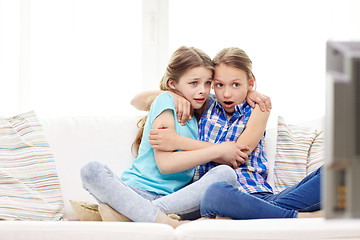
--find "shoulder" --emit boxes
[240,100,253,116]
[153,92,174,105]
[148,92,176,123]
[150,92,175,112]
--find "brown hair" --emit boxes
[213,47,255,82]
[132,46,214,157]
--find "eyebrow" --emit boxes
[214,78,243,82]
[188,77,213,81]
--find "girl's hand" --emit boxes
[166,91,192,125]
[149,122,179,151]
[217,142,249,169]
[246,90,272,112]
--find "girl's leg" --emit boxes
[200,182,297,219]
[152,165,238,218]
[81,161,159,222]
[267,167,322,212]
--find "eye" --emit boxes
[216,83,223,88]
[233,83,240,87]
[205,81,212,86]
[190,81,197,86]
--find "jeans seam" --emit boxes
[271,201,320,213]
[269,201,298,218]
[298,202,321,212]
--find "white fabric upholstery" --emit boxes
[40,113,145,220]
[1,112,359,240]
[0,221,175,240]
[175,218,360,240]
[39,111,279,220]
[263,127,277,189]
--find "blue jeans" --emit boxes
[200,166,322,219]
[81,161,237,222]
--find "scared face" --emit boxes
[213,63,254,117]
[168,66,212,110]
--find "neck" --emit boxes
[226,112,233,120]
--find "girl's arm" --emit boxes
[246,89,272,112]
[235,105,270,155]
[152,110,245,174]
[131,90,191,125]
[131,90,161,111]
[133,90,271,125]
[132,90,272,113]
[149,121,249,168]
[150,105,269,163]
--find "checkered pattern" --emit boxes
[194,94,273,194]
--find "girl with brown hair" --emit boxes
[80,46,248,228]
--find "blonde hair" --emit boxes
[132,46,214,156]
[213,47,255,82]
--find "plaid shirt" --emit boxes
[194,94,273,194]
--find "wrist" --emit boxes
[208,144,222,160]
[175,134,187,150]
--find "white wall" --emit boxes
[168,0,360,128]
[1,0,360,124]
[1,0,143,117]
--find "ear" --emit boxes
[168,79,177,90]
[248,76,255,90]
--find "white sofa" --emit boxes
[1,111,360,240]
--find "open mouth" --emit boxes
[194,98,205,103]
[223,101,234,108]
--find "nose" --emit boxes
[198,83,206,95]
[224,87,231,98]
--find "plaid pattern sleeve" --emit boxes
[194,97,273,194]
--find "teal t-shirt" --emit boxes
[121,92,198,195]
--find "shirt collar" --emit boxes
[214,99,250,119]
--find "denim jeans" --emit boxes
[200,166,322,219]
[81,161,237,222]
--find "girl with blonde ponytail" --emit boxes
[81,46,248,228]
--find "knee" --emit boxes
[201,182,230,216]
[203,182,229,201]
[209,165,237,186]
[80,161,105,186]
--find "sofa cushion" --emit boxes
[273,116,324,193]
[70,200,102,221]
[307,130,325,174]
[0,111,64,220]
[41,112,146,220]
